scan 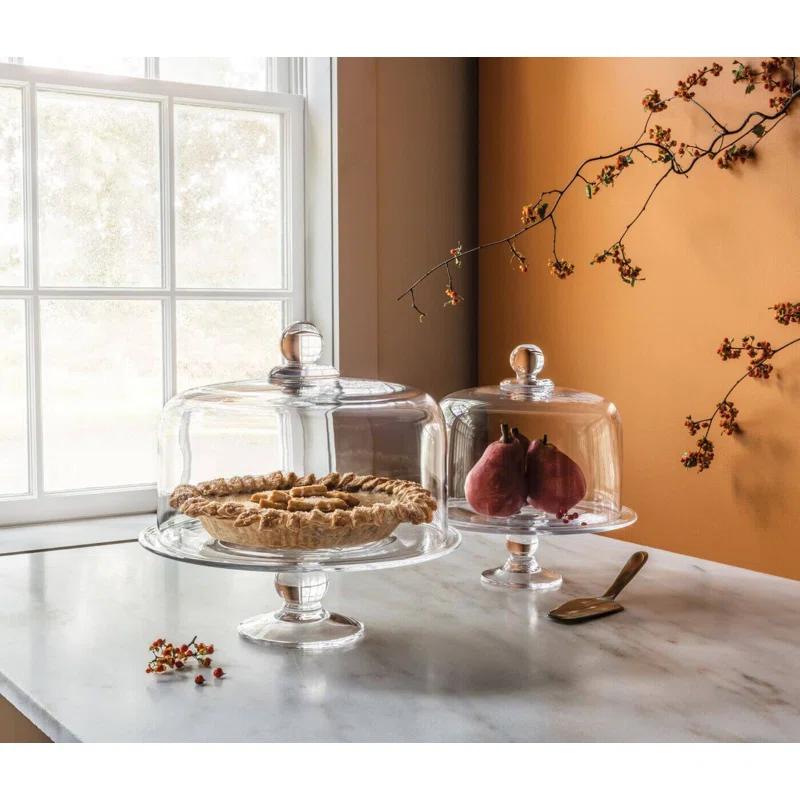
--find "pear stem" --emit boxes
[499,422,514,444]
[542,433,548,446]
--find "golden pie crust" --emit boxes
[169,471,437,551]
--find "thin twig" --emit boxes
[398,61,799,317]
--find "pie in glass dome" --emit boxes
[169,470,437,551]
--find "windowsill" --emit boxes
[0,513,154,556]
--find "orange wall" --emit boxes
[479,58,800,579]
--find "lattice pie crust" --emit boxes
[169,471,437,550]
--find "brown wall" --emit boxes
[479,58,800,579]
[0,694,49,742]
[338,58,478,399]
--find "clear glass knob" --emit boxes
[280,321,323,365]
[500,344,553,394]
[269,321,339,385]
[510,344,544,382]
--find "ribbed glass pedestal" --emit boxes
[481,533,563,591]
[238,572,364,650]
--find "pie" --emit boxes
[169,471,437,550]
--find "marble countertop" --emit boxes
[1,526,799,742]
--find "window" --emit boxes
[0,57,336,525]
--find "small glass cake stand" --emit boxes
[139,518,460,650]
[449,503,636,590]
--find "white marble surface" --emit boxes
[1,528,799,742]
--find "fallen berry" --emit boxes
[213,667,224,679]
[174,660,184,669]
[194,674,205,685]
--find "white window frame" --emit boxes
[0,57,337,526]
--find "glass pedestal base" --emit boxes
[238,571,364,650]
[480,533,563,591]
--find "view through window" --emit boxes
[0,57,309,523]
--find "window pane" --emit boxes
[22,57,145,77]
[0,87,24,286]
[175,103,282,289]
[159,58,266,90]
[40,299,162,490]
[38,91,161,287]
[0,300,28,495]
[176,300,282,391]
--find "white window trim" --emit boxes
[0,57,337,527]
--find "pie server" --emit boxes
[548,550,648,623]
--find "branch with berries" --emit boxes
[397,58,799,317]
[682,302,800,471]
[145,635,225,683]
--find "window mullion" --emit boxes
[265,58,277,92]
[274,59,290,94]
[162,94,177,405]
[23,82,44,500]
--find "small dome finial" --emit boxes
[280,321,323,365]
[509,344,544,383]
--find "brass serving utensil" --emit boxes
[548,551,648,623]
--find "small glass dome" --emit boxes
[440,343,634,590]
[157,321,447,553]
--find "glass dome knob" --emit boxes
[500,343,554,395]
[269,321,339,386]
[510,344,544,382]
[280,321,323,364]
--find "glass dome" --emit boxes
[148,321,455,649]
[158,321,446,545]
[440,343,635,591]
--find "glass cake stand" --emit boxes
[449,502,636,590]
[139,518,460,650]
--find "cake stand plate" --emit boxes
[448,502,637,591]
[139,518,460,650]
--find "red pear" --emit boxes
[526,434,586,514]
[465,423,527,517]
[511,427,530,455]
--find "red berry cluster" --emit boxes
[681,438,714,472]
[717,144,754,170]
[771,302,800,326]
[684,416,708,436]
[648,125,678,162]
[556,508,579,524]
[586,155,634,198]
[145,635,225,684]
[547,257,575,280]
[686,400,742,438]
[642,88,667,113]
[591,243,642,287]
[733,58,797,109]
[717,335,774,378]
[683,400,742,438]
[716,401,741,435]
[674,63,723,101]
[443,285,463,307]
[520,201,549,225]
[683,298,800,471]
[449,243,463,269]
